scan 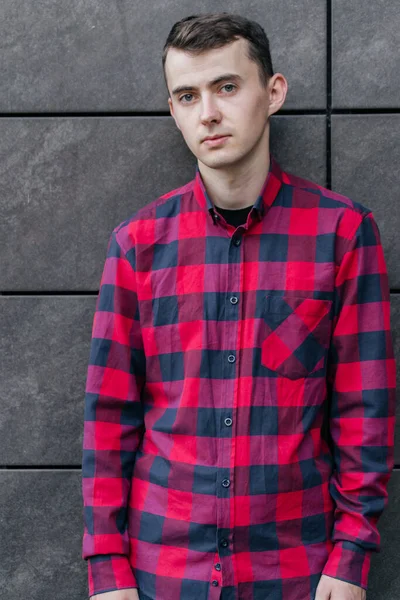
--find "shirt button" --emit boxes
[228,354,236,363]
[220,539,229,548]
[215,563,221,571]
[212,580,219,587]
[222,478,231,488]
[224,417,233,427]
[233,237,241,246]
[230,296,238,304]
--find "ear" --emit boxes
[168,98,181,131]
[267,73,288,117]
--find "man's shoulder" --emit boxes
[283,168,371,217]
[282,167,374,242]
[111,177,195,249]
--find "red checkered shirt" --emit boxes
[82,155,396,600]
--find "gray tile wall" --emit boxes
[1,2,399,599]
[332,2,400,108]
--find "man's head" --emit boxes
[163,13,287,171]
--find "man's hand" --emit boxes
[315,575,366,599]
[90,589,139,600]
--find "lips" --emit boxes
[203,135,230,142]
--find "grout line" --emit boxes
[1,465,400,471]
[2,290,400,297]
[326,0,332,190]
[331,108,400,114]
[0,109,398,119]
[0,466,81,470]
[0,291,98,296]
[0,110,326,118]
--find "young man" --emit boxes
[82,12,396,600]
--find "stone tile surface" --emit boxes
[0,470,87,600]
[332,0,400,108]
[0,0,325,112]
[0,296,95,464]
[331,115,400,288]
[0,116,326,291]
[368,470,400,598]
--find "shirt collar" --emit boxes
[193,154,284,226]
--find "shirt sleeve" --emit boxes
[321,211,396,590]
[81,227,145,597]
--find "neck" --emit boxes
[197,138,270,210]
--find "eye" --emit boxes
[222,84,236,93]
[179,93,194,104]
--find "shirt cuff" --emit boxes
[87,554,137,597]
[322,541,371,590]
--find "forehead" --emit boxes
[165,38,255,89]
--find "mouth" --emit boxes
[202,135,231,146]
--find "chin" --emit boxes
[206,150,245,169]
[200,156,234,169]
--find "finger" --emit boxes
[314,583,331,600]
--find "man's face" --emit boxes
[166,38,273,170]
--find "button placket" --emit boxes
[232,236,241,246]
[215,218,242,590]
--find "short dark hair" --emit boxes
[162,12,274,91]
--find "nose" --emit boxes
[200,94,222,125]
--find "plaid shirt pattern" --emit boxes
[82,155,396,600]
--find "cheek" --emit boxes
[233,100,261,127]
[245,100,267,125]
[177,121,196,146]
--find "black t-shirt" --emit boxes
[214,204,253,228]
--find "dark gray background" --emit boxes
[0,2,399,599]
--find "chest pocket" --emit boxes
[261,295,333,380]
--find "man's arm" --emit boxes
[82,227,145,597]
[321,210,396,591]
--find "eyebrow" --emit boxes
[171,73,244,97]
